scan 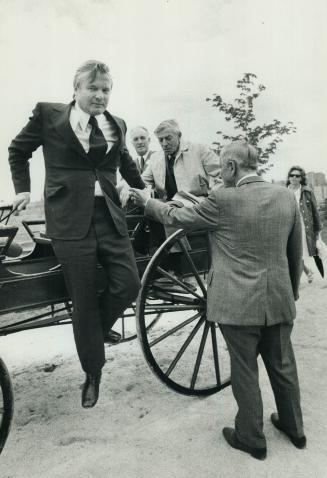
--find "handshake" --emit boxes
[120,186,152,208]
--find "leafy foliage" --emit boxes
[206,73,297,171]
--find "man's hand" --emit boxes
[13,192,31,213]
[119,186,132,208]
[130,188,151,207]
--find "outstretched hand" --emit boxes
[129,188,151,207]
[119,186,132,208]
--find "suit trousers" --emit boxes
[52,197,140,374]
[220,323,304,449]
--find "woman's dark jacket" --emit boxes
[299,186,322,256]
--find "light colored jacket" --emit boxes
[134,150,155,174]
[145,176,302,327]
[141,140,220,200]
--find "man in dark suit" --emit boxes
[131,140,306,460]
[8,60,145,408]
[130,125,154,174]
[118,125,154,204]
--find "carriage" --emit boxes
[0,202,231,454]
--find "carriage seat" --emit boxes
[34,232,52,245]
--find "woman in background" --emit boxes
[286,166,323,282]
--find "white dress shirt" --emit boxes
[70,103,118,196]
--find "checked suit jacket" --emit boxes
[8,101,145,240]
[145,176,303,326]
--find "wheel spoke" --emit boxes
[148,288,200,305]
[121,316,126,339]
[166,316,205,376]
[146,313,161,330]
[157,267,205,301]
[136,228,230,396]
[177,239,207,297]
[144,303,203,312]
[190,321,210,389]
[149,311,203,347]
[210,323,221,387]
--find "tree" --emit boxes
[206,73,297,171]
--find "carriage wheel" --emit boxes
[0,358,14,454]
[113,305,161,343]
[136,229,231,396]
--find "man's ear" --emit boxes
[178,132,182,138]
[229,159,237,175]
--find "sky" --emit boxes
[1,0,326,201]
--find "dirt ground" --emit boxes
[0,263,326,478]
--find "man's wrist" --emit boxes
[16,192,30,197]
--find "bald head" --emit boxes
[221,141,258,169]
[130,126,151,156]
[220,140,258,186]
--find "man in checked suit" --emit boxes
[131,140,306,459]
[8,60,145,408]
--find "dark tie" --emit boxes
[165,154,177,200]
[88,115,107,164]
[139,156,145,172]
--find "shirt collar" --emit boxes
[236,173,259,187]
[137,152,147,160]
[173,140,189,160]
[71,103,107,132]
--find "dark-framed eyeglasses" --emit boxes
[289,174,301,178]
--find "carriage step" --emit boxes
[0,313,71,335]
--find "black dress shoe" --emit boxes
[270,413,307,449]
[222,427,267,460]
[81,371,102,408]
[104,329,122,344]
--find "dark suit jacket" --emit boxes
[145,176,303,327]
[298,185,322,255]
[8,102,145,240]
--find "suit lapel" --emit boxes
[50,105,125,168]
[174,140,188,164]
[143,151,153,171]
[154,151,167,190]
[50,102,90,160]
[103,111,124,150]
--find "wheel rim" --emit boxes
[0,358,14,454]
[136,229,231,396]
